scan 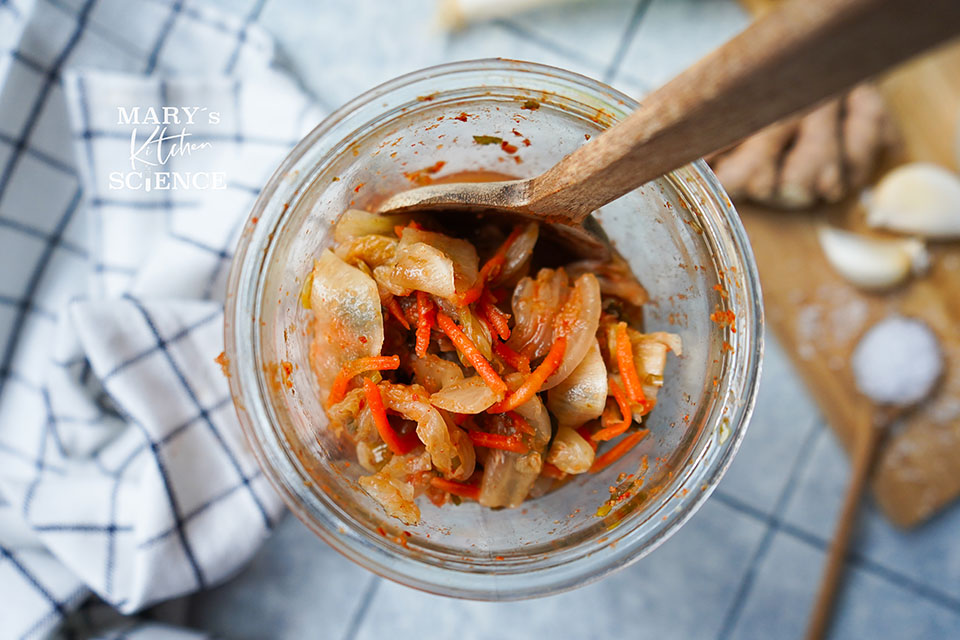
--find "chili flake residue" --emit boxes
[280,360,295,389]
[473,135,502,145]
[354,183,365,193]
[500,140,518,154]
[404,160,447,186]
[264,362,283,393]
[596,458,648,517]
[710,307,736,331]
[214,351,230,377]
[454,112,470,122]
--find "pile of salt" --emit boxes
[851,316,943,406]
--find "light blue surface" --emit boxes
[175,1,960,638]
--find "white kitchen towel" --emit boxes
[0,0,324,637]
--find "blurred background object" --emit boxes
[436,0,593,30]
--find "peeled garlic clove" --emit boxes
[865,162,960,238]
[817,226,928,290]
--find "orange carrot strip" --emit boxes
[507,410,534,435]
[385,297,410,330]
[615,323,646,405]
[593,423,631,442]
[458,225,524,305]
[541,462,566,479]
[415,291,435,357]
[593,377,633,441]
[326,355,401,407]
[480,297,511,340]
[363,378,417,455]
[590,430,648,473]
[430,476,480,501]
[487,225,524,273]
[468,430,529,454]
[457,284,484,307]
[489,336,566,413]
[493,340,531,374]
[436,312,507,395]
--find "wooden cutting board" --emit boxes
[737,40,960,528]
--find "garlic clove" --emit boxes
[817,226,929,290]
[865,162,960,238]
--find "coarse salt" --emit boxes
[852,316,943,406]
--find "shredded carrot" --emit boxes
[326,355,401,407]
[590,430,648,473]
[430,476,480,501]
[458,225,524,305]
[541,462,566,479]
[489,336,566,413]
[415,291,435,357]
[493,340,530,374]
[457,284,484,307]
[385,297,410,330]
[436,312,507,395]
[507,410,534,435]
[363,378,418,455]
[479,297,511,340]
[468,430,529,454]
[593,377,632,441]
[615,323,646,405]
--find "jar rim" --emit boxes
[224,58,764,600]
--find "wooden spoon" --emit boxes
[804,409,890,640]
[377,0,960,220]
[806,317,944,640]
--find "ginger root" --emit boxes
[708,83,898,210]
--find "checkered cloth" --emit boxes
[0,0,323,637]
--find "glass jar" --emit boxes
[224,59,763,599]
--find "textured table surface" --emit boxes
[170,1,960,638]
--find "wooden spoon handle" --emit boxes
[527,0,960,222]
[804,422,883,640]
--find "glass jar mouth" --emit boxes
[224,59,764,600]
